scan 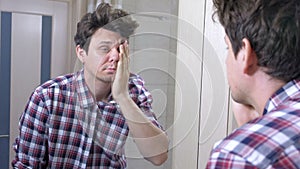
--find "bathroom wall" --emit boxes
[122,0,178,169]
[172,0,234,168]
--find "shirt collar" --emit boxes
[73,69,118,109]
[263,80,300,115]
[73,69,96,109]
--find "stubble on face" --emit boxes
[224,35,247,105]
[95,70,116,83]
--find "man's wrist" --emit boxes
[114,93,131,104]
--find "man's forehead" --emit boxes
[93,29,126,42]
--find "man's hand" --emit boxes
[112,41,130,101]
[110,41,168,165]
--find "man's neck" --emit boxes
[250,71,286,115]
[84,73,112,102]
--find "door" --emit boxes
[0,0,71,168]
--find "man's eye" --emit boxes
[99,47,110,53]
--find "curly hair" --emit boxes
[74,3,139,53]
[213,0,300,82]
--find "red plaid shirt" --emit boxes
[206,80,300,168]
[12,69,163,168]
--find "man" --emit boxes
[207,0,300,168]
[12,3,168,168]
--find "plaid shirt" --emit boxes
[207,80,300,168]
[12,69,162,169]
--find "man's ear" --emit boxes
[76,45,87,64]
[241,38,258,75]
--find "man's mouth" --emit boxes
[105,67,116,73]
[107,67,116,70]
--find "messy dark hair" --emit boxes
[74,3,139,53]
[213,0,300,82]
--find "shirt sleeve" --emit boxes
[12,91,49,168]
[128,74,164,130]
[206,150,257,169]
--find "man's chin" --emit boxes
[95,75,115,83]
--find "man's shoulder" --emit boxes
[128,73,146,90]
[129,73,144,84]
[35,72,77,94]
[219,112,300,148]
[213,113,300,166]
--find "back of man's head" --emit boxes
[213,0,300,82]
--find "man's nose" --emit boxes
[108,47,119,62]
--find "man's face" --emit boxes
[83,28,126,83]
[224,35,245,103]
